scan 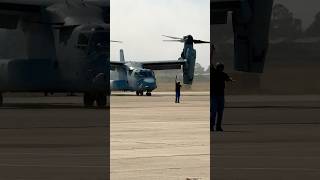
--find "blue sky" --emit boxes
[110,0,210,68]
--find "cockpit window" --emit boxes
[134,72,141,78]
[147,71,153,77]
[91,32,108,48]
[135,70,154,78]
[78,33,89,46]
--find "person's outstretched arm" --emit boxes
[225,73,235,82]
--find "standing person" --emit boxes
[211,62,233,132]
[175,76,182,103]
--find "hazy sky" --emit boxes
[110,0,210,68]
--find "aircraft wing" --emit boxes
[0,1,47,29]
[0,0,53,6]
[0,0,109,29]
[140,60,186,70]
[0,0,109,7]
[83,0,110,7]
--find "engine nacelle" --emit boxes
[232,0,274,73]
[211,0,274,73]
[182,48,196,85]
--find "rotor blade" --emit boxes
[193,40,210,44]
[163,40,184,43]
[162,35,183,40]
[111,40,123,43]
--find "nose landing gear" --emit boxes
[0,93,3,107]
[136,91,152,96]
[83,92,107,108]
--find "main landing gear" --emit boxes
[136,90,143,96]
[83,92,107,108]
[136,91,152,96]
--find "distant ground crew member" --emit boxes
[211,62,233,131]
[175,76,182,103]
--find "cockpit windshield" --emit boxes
[77,31,108,49]
[78,33,90,46]
[90,31,108,48]
[134,70,154,78]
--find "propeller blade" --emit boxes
[193,40,210,44]
[111,40,123,43]
[162,35,183,40]
[162,35,210,44]
[163,40,185,42]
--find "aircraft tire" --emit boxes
[136,91,139,96]
[96,92,107,108]
[146,92,151,96]
[139,91,144,96]
[84,93,95,107]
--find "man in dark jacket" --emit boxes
[211,62,233,131]
[175,76,182,103]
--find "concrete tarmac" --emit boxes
[212,95,320,180]
[111,92,210,180]
[1,93,320,180]
[111,93,320,180]
[0,96,108,180]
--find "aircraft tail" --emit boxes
[120,49,125,62]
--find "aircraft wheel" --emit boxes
[0,93,3,107]
[96,92,107,108]
[84,93,95,107]
[136,91,139,96]
[146,92,152,96]
[139,91,144,96]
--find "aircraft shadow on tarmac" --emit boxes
[0,103,109,110]
[111,94,166,97]
[224,122,320,126]
[111,93,209,97]
[212,130,253,133]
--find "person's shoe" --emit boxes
[216,127,223,132]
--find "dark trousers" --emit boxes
[175,92,180,103]
[211,96,225,129]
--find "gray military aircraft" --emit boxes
[110,49,159,96]
[110,35,210,96]
[0,0,109,107]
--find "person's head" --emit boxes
[215,62,224,72]
[177,81,181,85]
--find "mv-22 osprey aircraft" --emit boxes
[0,0,109,107]
[110,35,210,96]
